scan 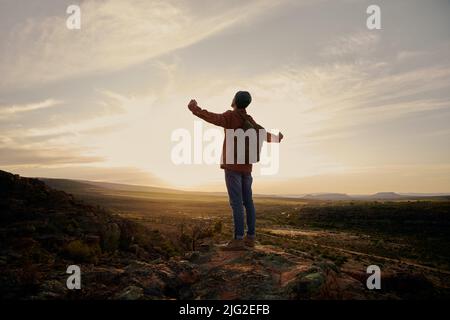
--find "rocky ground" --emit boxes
[18,242,368,300]
[1,170,447,300]
[32,241,441,300]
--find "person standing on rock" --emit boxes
[187,91,283,250]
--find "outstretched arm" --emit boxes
[188,99,230,128]
[251,119,283,143]
[266,131,284,143]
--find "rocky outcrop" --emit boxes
[0,170,180,299]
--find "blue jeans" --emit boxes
[224,169,256,240]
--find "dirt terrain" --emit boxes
[1,170,449,299]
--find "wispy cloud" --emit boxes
[320,32,380,58]
[249,58,450,143]
[0,147,103,166]
[0,0,284,89]
[0,99,62,117]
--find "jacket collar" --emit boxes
[235,108,248,114]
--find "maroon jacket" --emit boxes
[190,106,279,173]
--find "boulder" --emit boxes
[114,285,144,300]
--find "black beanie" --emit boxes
[234,91,252,109]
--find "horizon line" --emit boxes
[33,174,450,197]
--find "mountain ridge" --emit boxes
[37,177,450,200]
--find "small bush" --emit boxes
[101,222,121,252]
[179,233,193,251]
[214,221,223,233]
[63,240,100,263]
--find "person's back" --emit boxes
[188,91,283,250]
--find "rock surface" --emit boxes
[0,170,445,300]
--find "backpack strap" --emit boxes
[236,110,256,128]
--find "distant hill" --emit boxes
[298,192,449,201]
[39,178,450,201]
[40,178,183,195]
[367,192,404,200]
[302,193,352,200]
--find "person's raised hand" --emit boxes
[188,99,198,112]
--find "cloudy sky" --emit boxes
[1,0,449,194]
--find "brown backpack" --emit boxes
[234,111,265,164]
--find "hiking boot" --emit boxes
[244,236,256,248]
[221,239,247,251]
